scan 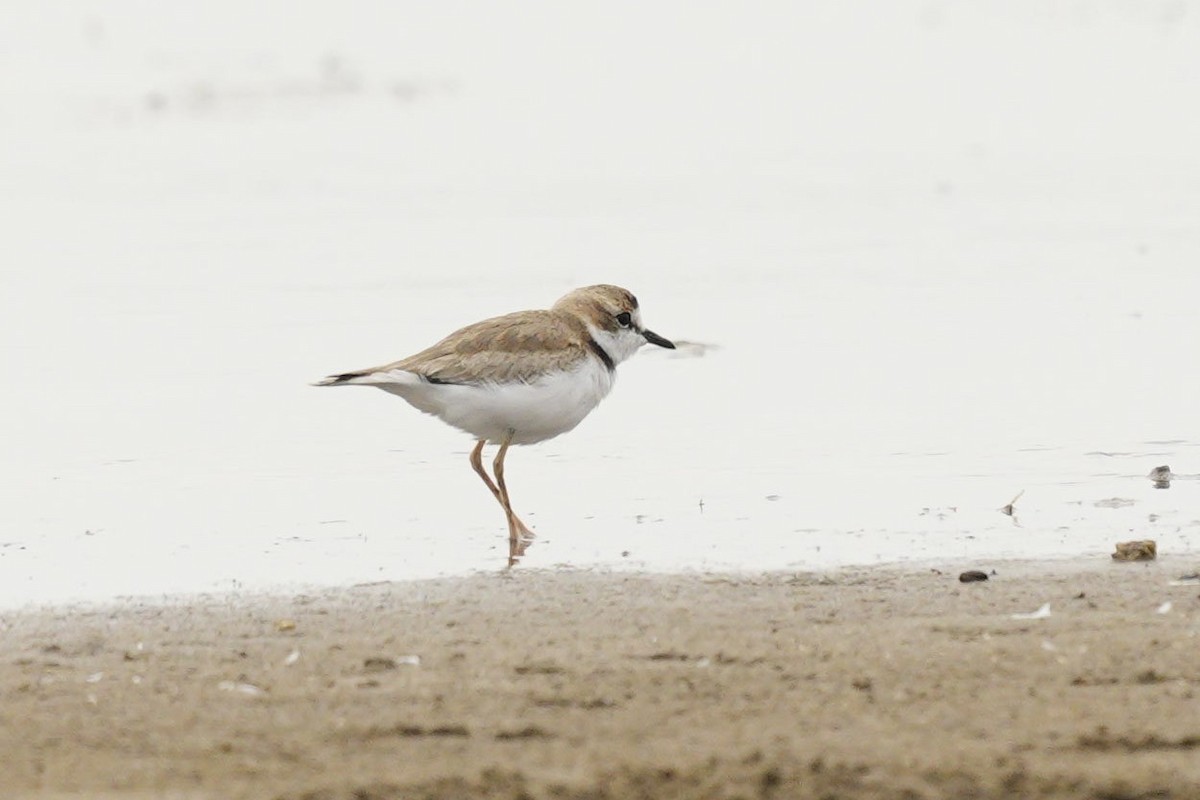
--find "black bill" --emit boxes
[641,328,676,349]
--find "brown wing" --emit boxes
[382,309,590,385]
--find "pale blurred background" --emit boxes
[2,1,1198,604]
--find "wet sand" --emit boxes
[3,560,1199,800]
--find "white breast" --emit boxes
[376,356,615,445]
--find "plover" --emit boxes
[315,284,674,560]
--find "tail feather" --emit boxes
[312,368,423,388]
[312,370,372,387]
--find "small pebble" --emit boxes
[1112,540,1156,561]
[1148,465,1172,489]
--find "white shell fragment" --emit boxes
[218,680,266,696]
[1011,602,1052,620]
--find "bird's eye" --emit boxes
[615,312,632,328]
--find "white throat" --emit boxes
[587,323,644,367]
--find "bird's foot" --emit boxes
[513,517,537,543]
[507,533,532,567]
[505,516,537,567]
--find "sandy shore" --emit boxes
[2,559,1199,799]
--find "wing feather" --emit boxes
[380,310,589,385]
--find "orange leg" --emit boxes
[469,439,502,501]
[492,429,536,545]
[469,436,536,545]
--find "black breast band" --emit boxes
[586,337,616,372]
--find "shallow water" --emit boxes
[2,2,1199,606]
